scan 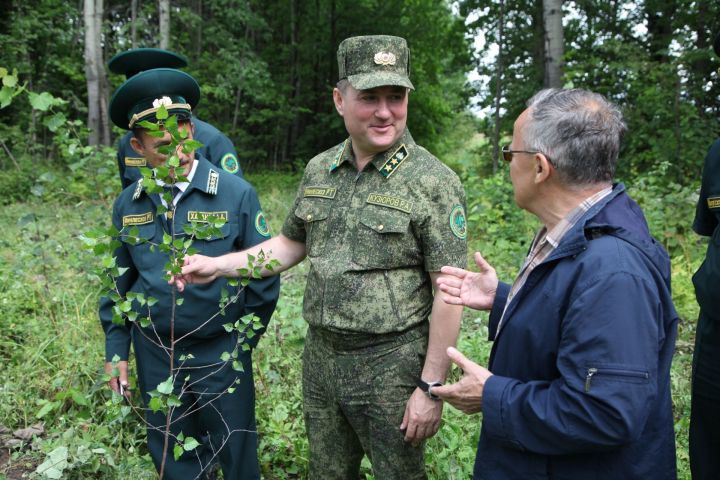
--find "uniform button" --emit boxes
[307,214,313,221]
[378,224,384,231]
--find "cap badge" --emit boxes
[152,96,173,108]
[374,51,397,66]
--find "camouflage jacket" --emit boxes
[282,129,467,334]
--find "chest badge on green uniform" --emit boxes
[449,205,467,239]
[707,196,720,209]
[188,211,229,223]
[125,157,146,167]
[221,153,240,174]
[380,144,409,178]
[123,212,154,227]
[366,193,412,213]
[255,211,271,237]
[304,187,337,199]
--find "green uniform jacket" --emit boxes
[281,129,467,334]
[693,138,720,314]
[116,117,242,189]
[100,157,278,361]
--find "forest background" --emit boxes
[0,0,718,478]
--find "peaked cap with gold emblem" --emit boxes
[337,35,414,91]
[108,48,188,79]
[109,68,200,130]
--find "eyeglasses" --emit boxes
[502,144,540,163]
[501,144,553,166]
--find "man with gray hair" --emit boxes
[434,88,678,479]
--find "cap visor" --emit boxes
[347,72,415,91]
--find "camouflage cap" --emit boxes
[337,35,414,91]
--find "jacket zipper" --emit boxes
[584,367,649,393]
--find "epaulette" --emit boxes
[132,178,144,200]
[206,169,219,195]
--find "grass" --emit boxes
[0,169,698,479]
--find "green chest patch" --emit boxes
[304,187,337,199]
[366,193,412,213]
[122,212,154,226]
[707,196,720,209]
[187,211,229,223]
[124,157,146,167]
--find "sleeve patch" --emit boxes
[449,205,467,239]
[221,153,240,174]
[255,211,271,237]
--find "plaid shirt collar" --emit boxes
[498,185,613,331]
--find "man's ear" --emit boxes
[130,135,145,155]
[332,88,344,116]
[533,153,552,184]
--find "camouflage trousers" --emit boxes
[302,324,429,480]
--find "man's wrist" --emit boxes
[415,378,443,401]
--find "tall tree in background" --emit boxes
[159,0,170,49]
[543,0,563,87]
[83,0,111,146]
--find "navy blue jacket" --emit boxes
[100,157,277,361]
[116,117,242,189]
[475,184,678,479]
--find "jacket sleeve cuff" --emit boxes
[105,335,131,362]
[488,281,511,340]
[482,374,525,451]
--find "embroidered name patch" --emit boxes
[187,211,229,223]
[255,211,271,237]
[707,197,720,209]
[123,212,154,227]
[366,193,412,213]
[125,157,146,167]
[221,153,240,174]
[449,205,467,239]
[304,187,337,199]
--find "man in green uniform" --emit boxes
[171,35,467,479]
[108,48,242,189]
[689,32,720,480]
[101,67,278,479]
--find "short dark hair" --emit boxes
[524,88,626,187]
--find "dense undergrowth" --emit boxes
[0,157,702,478]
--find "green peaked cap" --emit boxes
[337,35,414,90]
[108,48,188,79]
[109,68,200,130]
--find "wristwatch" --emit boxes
[415,378,443,401]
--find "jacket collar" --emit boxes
[330,128,415,179]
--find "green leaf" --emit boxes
[138,120,159,130]
[157,376,174,395]
[167,394,182,407]
[173,444,184,461]
[0,86,13,108]
[2,73,17,87]
[148,397,164,412]
[176,297,184,306]
[36,401,58,419]
[156,104,168,120]
[220,351,231,362]
[71,390,88,406]
[183,436,201,451]
[43,112,66,132]
[28,91,56,111]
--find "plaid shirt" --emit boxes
[497,186,613,331]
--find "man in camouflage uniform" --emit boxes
[172,35,467,479]
[108,48,243,189]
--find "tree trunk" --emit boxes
[131,0,137,48]
[159,0,170,50]
[543,0,563,88]
[492,0,505,174]
[84,0,110,146]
